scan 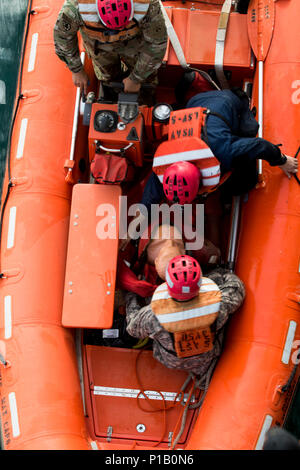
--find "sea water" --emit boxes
[0,0,28,195]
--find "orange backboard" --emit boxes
[62,184,121,329]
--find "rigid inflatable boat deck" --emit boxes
[83,346,200,448]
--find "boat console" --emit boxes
[84,86,172,186]
[88,97,145,168]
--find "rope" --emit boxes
[214,0,232,89]
[293,145,300,185]
[158,0,220,91]
[131,348,203,449]
[130,340,221,449]
[131,348,184,448]
[281,362,299,394]
[169,358,218,449]
[170,374,196,449]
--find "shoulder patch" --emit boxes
[62,13,72,31]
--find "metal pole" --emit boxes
[227,195,241,272]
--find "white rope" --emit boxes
[158,0,189,69]
[158,0,220,90]
[214,0,233,89]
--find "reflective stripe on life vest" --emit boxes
[78,2,98,23]
[151,278,221,333]
[133,1,150,21]
[152,137,221,188]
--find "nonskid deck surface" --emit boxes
[84,346,200,447]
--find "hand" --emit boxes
[279,155,299,178]
[72,69,89,95]
[119,234,131,252]
[119,211,146,251]
[123,77,141,93]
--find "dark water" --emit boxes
[0,3,29,449]
[0,0,29,195]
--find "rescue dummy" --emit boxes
[125,255,245,376]
[117,224,220,298]
[53,0,167,95]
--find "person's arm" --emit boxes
[141,172,165,212]
[53,0,83,73]
[226,134,298,178]
[205,114,295,174]
[208,268,245,331]
[125,292,162,338]
[128,0,168,84]
[119,172,163,250]
[54,1,90,94]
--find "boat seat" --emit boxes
[160,6,254,87]
[62,184,121,329]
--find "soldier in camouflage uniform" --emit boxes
[126,267,245,378]
[53,0,167,95]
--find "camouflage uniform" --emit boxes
[126,268,245,378]
[53,0,167,85]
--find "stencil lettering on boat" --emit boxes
[291,80,300,104]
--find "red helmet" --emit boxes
[163,161,201,205]
[166,255,202,301]
[96,0,133,30]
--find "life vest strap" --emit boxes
[204,108,233,132]
[81,20,140,43]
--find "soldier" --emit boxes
[53,0,167,96]
[125,255,245,378]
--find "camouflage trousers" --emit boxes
[83,33,159,87]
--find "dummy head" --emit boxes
[146,225,185,280]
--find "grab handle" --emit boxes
[98,143,134,153]
[226,195,241,272]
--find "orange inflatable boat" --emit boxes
[0,0,299,451]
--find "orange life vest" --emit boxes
[151,279,221,358]
[78,0,150,43]
[152,107,226,194]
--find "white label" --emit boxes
[102,329,119,339]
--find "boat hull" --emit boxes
[0,0,299,450]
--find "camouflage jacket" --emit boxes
[53,0,167,83]
[126,268,245,378]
